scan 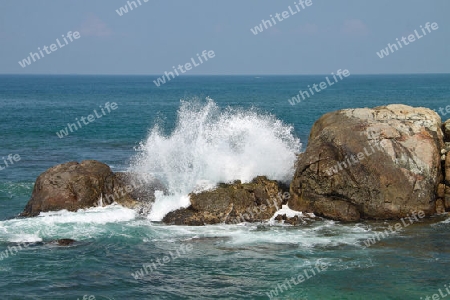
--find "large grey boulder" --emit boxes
[289,104,444,221]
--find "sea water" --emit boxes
[0,74,449,299]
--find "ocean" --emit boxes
[0,74,449,299]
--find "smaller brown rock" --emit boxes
[274,214,284,222]
[285,215,300,225]
[56,239,76,246]
[446,155,450,184]
[21,160,139,217]
[163,176,287,225]
[436,199,446,214]
[437,184,446,198]
[445,196,450,211]
[443,119,450,142]
[445,187,450,211]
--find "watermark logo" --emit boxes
[0,154,21,171]
[420,284,450,300]
[115,0,149,16]
[0,227,58,261]
[131,243,194,280]
[78,296,96,300]
[433,105,450,118]
[288,69,350,106]
[376,22,439,59]
[18,31,81,68]
[77,295,115,300]
[55,102,118,139]
[99,175,156,207]
[265,260,328,299]
[153,50,216,87]
[325,140,381,176]
[359,211,425,249]
[0,243,30,261]
[250,0,313,35]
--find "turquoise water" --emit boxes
[0,74,449,299]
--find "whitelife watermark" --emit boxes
[359,210,425,249]
[420,284,450,300]
[325,140,382,176]
[250,0,313,35]
[0,227,56,261]
[376,22,439,59]
[18,31,81,68]
[55,102,118,139]
[115,0,149,16]
[0,154,21,171]
[265,260,329,299]
[153,50,216,87]
[288,69,350,106]
[434,105,450,118]
[99,175,156,207]
[131,243,193,280]
[0,242,30,261]
[77,295,115,300]
[78,296,96,300]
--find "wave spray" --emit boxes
[130,98,301,220]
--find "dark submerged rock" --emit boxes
[56,239,76,246]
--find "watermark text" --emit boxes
[250,0,313,35]
[56,102,118,139]
[376,22,438,59]
[18,31,81,68]
[0,154,21,171]
[288,69,350,106]
[153,50,215,87]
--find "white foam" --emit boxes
[130,98,301,220]
[147,221,376,249]
[37,204,136,224]
[269,204,315,225]
[147,192,190,221]
[8,234,42,243]
[0,204,136,243]
[437,216,450,224]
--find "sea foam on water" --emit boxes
[130,98,301,220]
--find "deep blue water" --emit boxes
[0,74,449,299]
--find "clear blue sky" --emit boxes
[0,0,448,75]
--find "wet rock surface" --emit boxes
[163,176,289,225]
[20,160,165,217]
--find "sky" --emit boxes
[0,0,449,75]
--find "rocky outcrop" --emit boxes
[441,119,450,212]
[289,104,444,221]
[163,176,289,225]
[20,160,161,217]
[21,105,450,223]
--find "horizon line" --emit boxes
[0,72,449,76]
